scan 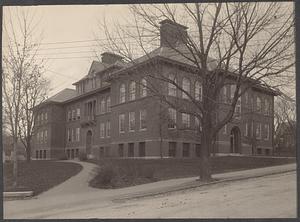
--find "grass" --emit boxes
[4,160,83,195]
[88,156,295,189]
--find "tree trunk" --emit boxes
[199,129,213,181]
[26,139,31,162]
[12,136,18,189]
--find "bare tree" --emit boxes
[97,2,294,181]
[2,8,48,187]
[274,94,296,152]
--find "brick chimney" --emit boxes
[159,19,188,48]
[101,52,123,65]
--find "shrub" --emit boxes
[79,152,87,161]
[90,164,120,188]
[59,154,68,160]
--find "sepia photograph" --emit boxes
[2,1,297,219]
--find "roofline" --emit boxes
[109,54,279,96]
[63,85,110,104]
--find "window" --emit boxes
[234,97,241,119]
[106,121,110,138]
[44,130,48,143]
[140,109,147,130]
[106,97,111,112]
[139,142,146,157]
[264,99,270,115]
[182,113,190,128]
[245,122,249,137]
[39,150,43,159]
[264,124,269,140]
[100,99,106,114]
[43,150,46,159]
[119,114,125,133]
[182,78,190,99]
[68,111,71,121]
[140,78,147,97]
[75,149,79,158]
[128,143,134,157]
[169,142,176,157]
[36,150,39,159]
[182,143,190,157]
[223,124,227,134]
[118,144,124,157]
[195,81,202,101]
[72,110,76,120]
[168,74,177,96]
[100,123,105,138]
[76,108,80,119]
[255,123,261,139]
[168,108,176,129]
[67,129,71,142]
[45,112,48,121]
[221,86,227,103]
[71,129,75,142]
[41,113,44,122]
[76,128,80,141]
[129,112,135,131]
[256,96,262,112]
[195,144,201,157]
[245,92,249,105]
[37,114,40,124]
[41,131,44,143]
[195,116,202,131]
[129,81,136,101]
[119,83,126,103]
[257,148,262,155]
[230,84,236,101]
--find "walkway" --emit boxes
[4,162,296,219]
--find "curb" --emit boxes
[4,191,34,200]
[112,168,295,202]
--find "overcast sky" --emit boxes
[3,3,295,98]
[3,5,132,96]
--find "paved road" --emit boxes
[5,170,296,218]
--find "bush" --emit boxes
[79,152,87,161]
[59,154,68,160]
[90,164,121,188]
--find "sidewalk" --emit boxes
[4,162,296,219]
[112,163,297,201]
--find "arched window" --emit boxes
[256,96,261,112]
[100,99,106,114]
[140,78,147,97]
[195,81,202,101]
[182,78,190,99]
[106,97,111,112]
[119,83,126,103]
[168,74,177,96]
[129,81,136,101]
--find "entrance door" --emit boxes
[86,130,92,155]
[230,127,241,153]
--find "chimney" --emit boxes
[101,52,123,65]
[159,19,188,48]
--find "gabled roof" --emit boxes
[33,88,77,110]
[73,59,127,85]
[46,88,77,103]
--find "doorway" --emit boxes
[230,127,241,153]
[86,130,92,155]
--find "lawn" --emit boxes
[4,160,82,195]
[88,156,295,189]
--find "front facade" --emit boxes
[32,20,277,160]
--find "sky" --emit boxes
[2,3,295,98]
[3,5,132,96]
